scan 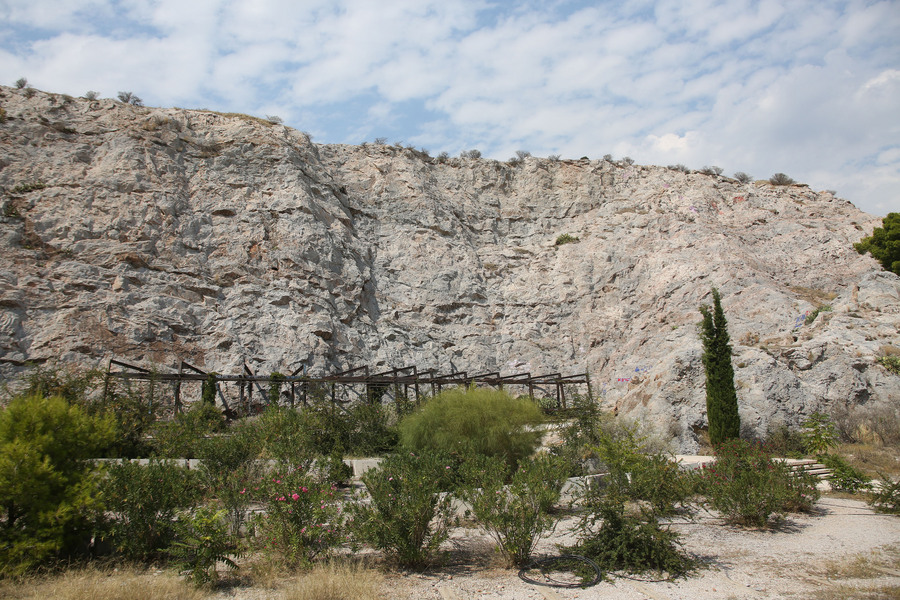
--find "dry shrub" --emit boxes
[832,403,900,447]
[0,567,206,600]
[280,562,387,600]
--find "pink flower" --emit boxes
[292,493,300,500]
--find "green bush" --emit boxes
[878,355,900,375]
[19,365,102,404]
[20,365,157,458]
[804,305,832,325]
[761,423,805,458]
[101,459,202,561]
[552,394,604,477]
[349,451,455,568]
[399,387,543,470]
[569,491,697,577]
[698,439,819,527]
[801,412,839,456]
[568,434,697,577]
[590,421,694,516]
[250,464,344,568]
[268,372,284,405]
[555,233,579,246]
[252,405,315,467]
[345,402,400,456]
[854,212,900,275]
[11,181,46,194]
[152,402,225,459]
[0,394,115,575]
[315,450,354,487]
[196,426,263,535]
[168,503,241,586]
[259,395,398,461]
[869,473,900,514]
[201,374,217,406]
[461,453,567,567]
[820,454,871,493]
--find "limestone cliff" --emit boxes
[1,85,897,450]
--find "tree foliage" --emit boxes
[855,212,900,276]
[0,395,115,574]
[699,288,740,446]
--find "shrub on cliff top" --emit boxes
[854,212,900,276]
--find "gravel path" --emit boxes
[385,497,900,600]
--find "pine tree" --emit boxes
[699,288,740,445]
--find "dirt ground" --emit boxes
[376,497,900,600]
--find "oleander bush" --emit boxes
[101,459,202,562]
[461,453,568,567]
[590,422,695,516]
[698,439,819,526]
[253,405,315,468]
[348,451,455,568]
[196,426,263,535]
[250,463,345,568]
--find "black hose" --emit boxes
[518,554,603,588]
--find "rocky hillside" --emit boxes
[1,85,897,450]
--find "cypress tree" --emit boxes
[699,288,740,445]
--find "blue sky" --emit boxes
[1,0,898,216]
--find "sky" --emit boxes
[1,0,898,216]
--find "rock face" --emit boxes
[1,85,898,450]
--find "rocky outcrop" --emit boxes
[1,85,897,450]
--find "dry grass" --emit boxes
[826,545,900,579]
[807,584,900,600]
[806,546,900,599]
[840,443,900,479]
[0,560,390,600]
[789,285,838,306]
[0,566,208,600]
[279,561,388,600]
